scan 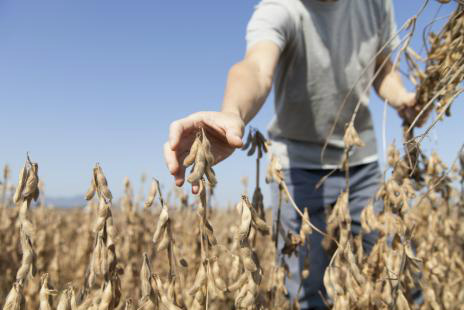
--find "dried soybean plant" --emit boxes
[407,2,464,129]
[144,178,160,210]
[320,90,423,309]
[265,155,286,253]
[411,147,464,310]
[38,274,57,310]
[323,1,462,178]
[3,155,41,310]
[320,142,422,310]
[120,177,145,298]
[183,128,268,309]
[186,180,228,310]
[137,253,157,310]
[320,116,464,310]
[242,128,269,220]
[137,251,183,310]
[266,154,330,243]
[120,177,138,262]
[321,123,365,252]
[1,147,464,310]
[314,63,427,309]
[261,134,323,259]
[265,154,318,309]
[228,195,268,309]
[147,178,174,280]
[402,2,464,179]
[318,3,463,303]
[82,164,121,310]
[143,177,184,310]
[2,283,25,310]
[183,128,217,187]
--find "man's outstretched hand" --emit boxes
[164,111,244,191]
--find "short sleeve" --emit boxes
[246,0,296,51]
[379,0,401,52]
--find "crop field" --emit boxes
[1,136,464,310]
[1,1,464,310]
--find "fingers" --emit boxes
[166,111,244,190]
[169,117,195,150]
[192,183,199,195]
[164,141,198,193]
[176,167,186,187]
[163,142,186,186]
[164,142,178,174]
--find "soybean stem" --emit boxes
[280,181,340,248]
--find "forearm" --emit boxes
[221,60,272,124]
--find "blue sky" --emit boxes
[0,1,462,205]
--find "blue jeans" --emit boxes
[271,161,382,310]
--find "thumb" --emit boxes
[225,126,243,148]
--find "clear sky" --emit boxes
[0,0,462,205]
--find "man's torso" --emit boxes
[247,0,399,169]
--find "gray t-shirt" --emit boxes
[246,0,400,169]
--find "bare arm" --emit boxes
[221,41,281,123]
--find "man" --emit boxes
[164,0,417,309]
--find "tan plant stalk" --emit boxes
[38,274,57,310]
[2,156,40,310]
[2,283,25,310]
[242,128,269,220]
[56,288,71,310]
[84,164,121,310]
